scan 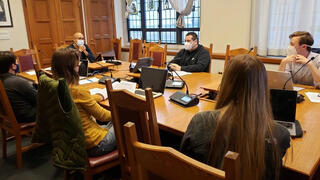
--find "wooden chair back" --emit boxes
[203,43,213,73]
[224,44,257,69]
[0,80,39,168]
[10,46,41,72]
[149,44,167,67]
[124,122,240,180]
[129,39,142,62]
[111,37,122,60]
[143,40,161,57]
[105,80,161,178]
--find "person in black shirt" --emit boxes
[180,55,290,180]
[168,32,210,72]
[0,51,37,123]
[68,32,96,62]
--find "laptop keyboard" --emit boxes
[277,121,293,129]
[135,89,145,96]
[135,89,162,98]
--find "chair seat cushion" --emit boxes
[88,150,119,168]
[19,122,36,130]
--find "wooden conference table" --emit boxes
[19,61,320,180]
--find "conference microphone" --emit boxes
[247,47,254,54]
[283,56,317,89]
[168,67,199,107]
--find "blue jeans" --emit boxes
[88,122,117,157]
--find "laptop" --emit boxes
[78,59,89,77]
[270,89,297,136]
[267,70,293,90]
[134,67,168,98]
[130,57,153,73]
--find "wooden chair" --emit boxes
[111,37,122,60]
[129,39,142,62]
[203,43,213,73]
[142,40,161,57]
[124,122,241,180]
[149,44,167,67]
[0,80,41,168]
[224,44,257,69]
[10,46,41,73]
[105,80,161,179]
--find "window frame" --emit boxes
[127,0,200,44]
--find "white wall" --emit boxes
[0,0,29,51]
[200,0,252,53]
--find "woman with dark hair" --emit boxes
[180,54,290,180]
[51,48,116,156]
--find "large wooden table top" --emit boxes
[18,62,320,178]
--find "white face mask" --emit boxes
[184,42,193,50]
[77,39,84,46]
[287,45,297,56]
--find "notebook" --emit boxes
[134,67,168,98]
[267,70,293,90]
[270,89,297,136]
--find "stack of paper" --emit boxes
[89,81,137,97]
[305,92,320,103]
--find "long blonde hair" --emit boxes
[208,54,280,179]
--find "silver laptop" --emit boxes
[134,67,168,99]
[267,70,293,90]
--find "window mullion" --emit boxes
[141,0,146,41]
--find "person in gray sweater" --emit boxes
[180,54,290,180]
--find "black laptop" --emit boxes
[78,59,89,77]
[270,89,300,136]
[134,67,168,98]
[130,57,153,73]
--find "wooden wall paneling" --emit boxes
[84,0,116,55]
[23,0,58,68]
[55,0,82,45]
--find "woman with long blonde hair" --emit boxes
[180,54,290,180]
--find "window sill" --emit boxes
[121,47,283,64]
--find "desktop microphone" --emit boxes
[283,56,317,89]
[168,68,199,107]
[247,47,254,54]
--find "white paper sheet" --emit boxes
[89,81,137,98]
[89,88,108,99]
[305,92,320,103]
[79,77,100,85]
[173,71,192,77]
[25,70,36,75]
[112,81,136,93]
[293,86,305,91]
[43,67,51,71]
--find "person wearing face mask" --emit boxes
[278,31,320,88]
[68,32,96,63]
[167,32,210,72]
[0,51,37,123]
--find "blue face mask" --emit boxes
[14,64,19,74]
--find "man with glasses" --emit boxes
[278,31,320,88]
[68,32,96,62]
[168,32,210,72]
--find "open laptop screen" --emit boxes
[130,57,153,73]
[140,67,168,94]
[270,89,297,122]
